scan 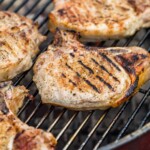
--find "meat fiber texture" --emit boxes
[0,11,46,81]
[49,0,150,42]
[0,81,57,150]
[33,30,150,110]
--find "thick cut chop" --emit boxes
[49,0,149,42]
[33,30,150,110]
[0,11,45,81]
[0,82,57,150]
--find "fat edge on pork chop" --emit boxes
[33,30,150,110]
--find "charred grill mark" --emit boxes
[131,55,140,62]
[66,63,72,70]
[116,55,136,75]
[82,77,100,93]
[78,60,94,74]
[125,77,139,98]
[99,53,121,71]
[76,72,80,77]
[117,55,134,66]
[69,79,77,86]
[62,73,77,87]
[62,73,66,78]
[57,9,66,16]
[66,63,100,93]
[96,75,114,91]
[91,58,120,82]
[2,41,17,57]
[70,53,75,57]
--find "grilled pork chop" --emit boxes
[0,11,45,81]
[0,82,57,150]
[49,0,150,42]
[128,0,150,27]
[33,30,150,110]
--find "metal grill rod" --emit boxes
[25,101,42,124]
[137,29,150,46]
[139,89,149,95]
[36,106,55,129]
[124,32,138,46]
[2,1,150,149]
[47,108,66,132]
[24,0,40,16]
[91,28,150,150]
[33,0,52,21]
[79,110,109,150]
[93,103,129,150]
[14,0,29,13]
[63,111,94,150]
[116,87,150,141]
[80,26,150,150]
[18,90,38,116]
[3,0,15,10]
[39,17,49,28]
[56,112,79,140]
[139,110,150,128]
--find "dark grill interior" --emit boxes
[0,0,150,149]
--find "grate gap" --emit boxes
[56,112,79,141]
[116,87,150,141]
[24,101,42,124]
[36,106,54,129]
[137,29,150,46]
[47,109,67,132]
[33,0,52,21]
[139,110,150,128]
[63,111,94,150]
[93,102,130,150]
[24,0,40,16]
[3,0,16,10]
[79,110,109,150]
[14,0,29,13]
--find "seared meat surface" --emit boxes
[0,11,45,81]
[49,0,150,41]
[33,30,150,110]
[128,0,150,27]
[0,81,57,150]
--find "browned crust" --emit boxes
[48,0,143,41]
[34,30,150,110]
[0,83,57,149]
[112,52,150,107]
[0,11,46,82]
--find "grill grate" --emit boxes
[0,0,150,149]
